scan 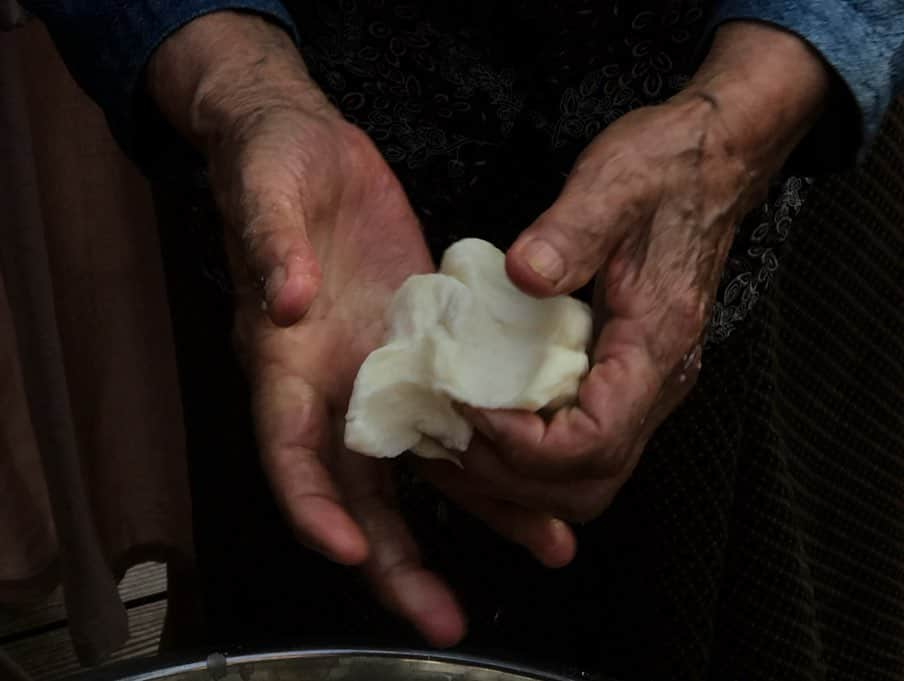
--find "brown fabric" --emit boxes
[0,21,195,668]
[0,654,30,681]
[0,1,25,31]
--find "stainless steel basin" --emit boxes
[68,649,593,681]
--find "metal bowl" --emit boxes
[68,649,591,681]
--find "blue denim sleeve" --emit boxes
[713,0,904,163]
[19,0,297,164]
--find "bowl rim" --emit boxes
[64,647,591,681]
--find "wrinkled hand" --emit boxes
[229,115,574,638]
[420,97,726,523]
[423,22,830,525]
[149,11,577,642]
[226,115,470,643]
[150,11,468,644]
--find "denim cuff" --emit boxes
[26,0,297,164]
[711,0,903,167]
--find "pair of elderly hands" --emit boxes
[149,12,829,647]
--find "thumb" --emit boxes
[218,156,323,325]
[506,201,628,298]
[239,199,322,326]
[506,147,649,297]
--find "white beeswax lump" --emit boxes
[344,238,592,463]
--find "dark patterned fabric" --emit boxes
[147,4,904,680]
[399,96,904,681]
[287,0,807,343]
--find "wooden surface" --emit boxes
[0,563,167,639]
[0,563,167,680]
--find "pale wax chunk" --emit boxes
[344,238,592,463]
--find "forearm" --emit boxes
[675,21,830,178]
[146,11,330,155]
[711,0,904,159]
[18,0,298,157]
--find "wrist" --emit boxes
[674,21,830,176]
[147,11,333,154]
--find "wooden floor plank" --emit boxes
[0,563,167,639]
[1,599,167,681]
[117,563,168,604]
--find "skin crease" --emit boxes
[148,13,829,646]
[446,22,831,520]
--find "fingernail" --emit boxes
[521,239,565,283]
[265,265,286,303]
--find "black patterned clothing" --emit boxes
[287,0,808,344]
[147,100,904,681]
[143,5,904,681]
